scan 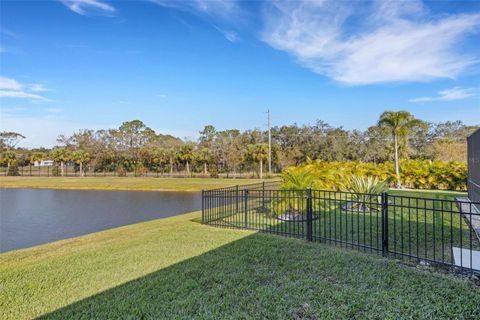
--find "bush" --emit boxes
[283,159,467,191]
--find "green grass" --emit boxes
[1,210,479,319]
[0,176,266,192]
[213,189,479,266]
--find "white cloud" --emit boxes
[214,26,239,42]
[0,90,49,100]
[0,76,23,90]
[29,83,50,92]
[150,1,241,42]
[262,0,480,85]
[409,87,477,103]
[60,0,115,16]
[149,0,239,18]
[0,76,51,101]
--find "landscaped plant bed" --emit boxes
[276,211,320,222]
[276,212,305,221]
[341,199,392,212]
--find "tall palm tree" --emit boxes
[197,147,212,176]
[177,144,194,176]
[51,147,70,177]
[71,150,90,176]
[378,111,426,187]
[246,144,269,179]
[166,148,177,177]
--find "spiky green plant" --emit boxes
[347,175,389,211]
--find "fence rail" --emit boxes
[0,165,277,179]
[202,184,480,276]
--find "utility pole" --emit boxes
[268,109,272,176]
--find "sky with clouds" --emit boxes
[0,0,479,147]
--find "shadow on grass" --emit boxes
[38,231,480,319]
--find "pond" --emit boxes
[0,189,201,253]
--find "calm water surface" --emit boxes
[0,189,201,253]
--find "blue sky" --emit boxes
[0,0,479,147]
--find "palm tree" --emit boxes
[51,147,70,177]
[246,144,269,179]
[166,148,177,177]
[30,152,44,166]
[197,147,212,176]
[177,144,194,176]
[71,150,90,176]
[2,151,16,171]
[151,148,169,175]
[378,111,426,187]
[281,169,315,190]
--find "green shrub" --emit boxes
[283,159,467,191]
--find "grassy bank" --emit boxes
[0,177,265,192]
[1,211,479,319]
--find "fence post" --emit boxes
[201,190,205,224]
[235,185,239,213]
[306,188,313,241]
[244,190,249,229]
[381,191,389,256]
[262,182,265,212]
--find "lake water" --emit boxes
[0,189,201,253]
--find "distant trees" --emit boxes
[1,114,478,179]
[0,131,25,151]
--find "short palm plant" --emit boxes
[281,169,315,190]
[272,169,316,219]
[347,175,389,211]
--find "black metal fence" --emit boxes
[0,165,273,179]
[203,183,480,275]
[468,129,480,212]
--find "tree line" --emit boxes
[0,111,477,179]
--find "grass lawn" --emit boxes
[216,189,479,266]
[1,210,479,319]
[0,176,266,192]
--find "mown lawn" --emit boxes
[1,210,479,319]
[218,189,478,265]
[0,176,265,192]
